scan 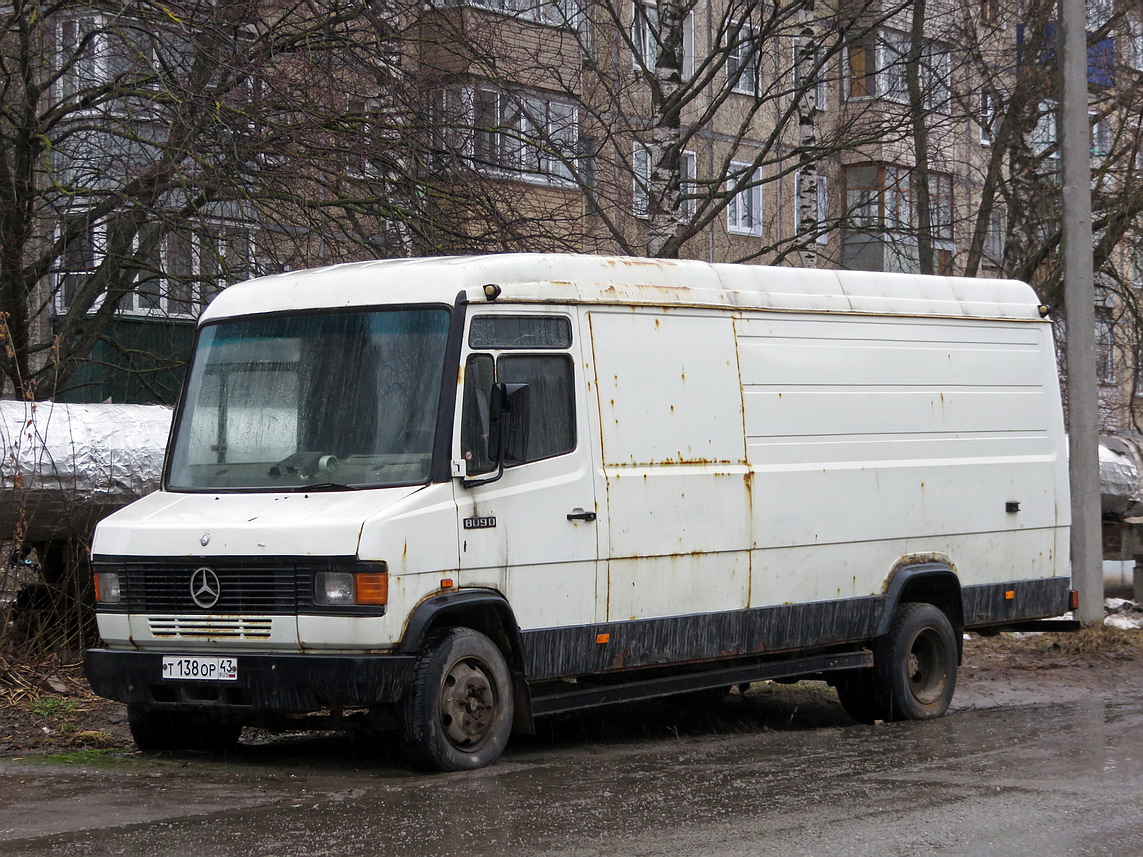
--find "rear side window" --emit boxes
[469,315,572,349]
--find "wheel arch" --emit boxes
[398,589,533,732]
[878,561,965,657]
[399,589,523,664]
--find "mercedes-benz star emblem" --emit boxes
[190,567,221,610]
[200,533,211,547]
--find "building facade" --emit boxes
[7,0,1143,426]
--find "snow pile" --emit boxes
[1104,598,1143,631]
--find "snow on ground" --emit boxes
[1104,598,1143,630]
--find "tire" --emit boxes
[399,627,514,772]
[128,706,241,753]
[871,602,958,721]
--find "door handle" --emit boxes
[567,509,597,522]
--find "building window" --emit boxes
[845,164,879,228]
[1091,113,1111,158]
[465,84,580,182]
[632,0,658,68]
[816,176,830,243]
[55,221,257,319]
[634,146,696,219]
[981,0,1000,25]
[580,137,598,214]
[883,166,913,231]
[845,32,876,99]
[474,86,518,171]
[680,150,696,217]
[1088,0,1113,30]
[844,29,948,110]
[1032,100,1058,156]
[727,162,762,236]
[984,209,1005,265]
[55,219,107,314]
[930,173,953,240]
[1097,315,1116,385]
[128,226,257,318]
[922,43,951,110]
[1129,17,1143,71]
[843,164,953,241]
[880,29,910,103]
[980,91,997,145]
[461,0,580,28]
[633,143,651,217]
[727,22,761,95]
[632,2,693,76]
[347,98,385,176]
[56,13,162,107]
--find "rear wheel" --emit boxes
[874,602,958,720]
[835,602,958,724]
[399,627,514,772]
[127,706,241,753]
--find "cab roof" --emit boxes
[200,253,1046,324]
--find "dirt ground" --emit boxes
[1,623,1140,758]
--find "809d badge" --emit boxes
[463,516,497,529]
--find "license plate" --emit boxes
[161,656,238,681]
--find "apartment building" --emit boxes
[8,0,1143,428]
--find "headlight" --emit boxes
[314,571,355,605]
[94,572,121,604]
[313,568,388,607]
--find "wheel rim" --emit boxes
[439,657,498,750]
[904,627,948,705]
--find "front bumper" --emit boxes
[84,648,417,713]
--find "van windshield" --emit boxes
[167,307,451,491]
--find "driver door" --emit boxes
[454,311,603,633]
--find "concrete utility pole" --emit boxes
[1058,0,1103,625]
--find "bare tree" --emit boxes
[0,0,439,402]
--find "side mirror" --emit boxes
[464,382,529,486]
[489,382,530,465]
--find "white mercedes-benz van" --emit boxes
[85,254,1073,770]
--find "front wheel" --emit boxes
[399,627,514,772]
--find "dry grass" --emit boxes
[0,652,93,705]
[967,623,1143,658]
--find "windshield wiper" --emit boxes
[289,482,358,492]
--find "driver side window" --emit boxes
[461,352,576,475]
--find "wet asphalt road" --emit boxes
[1,688,1141,857]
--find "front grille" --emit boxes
[120,562,301,614]
[148,616,274,639]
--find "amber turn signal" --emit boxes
[355,573,389,605]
